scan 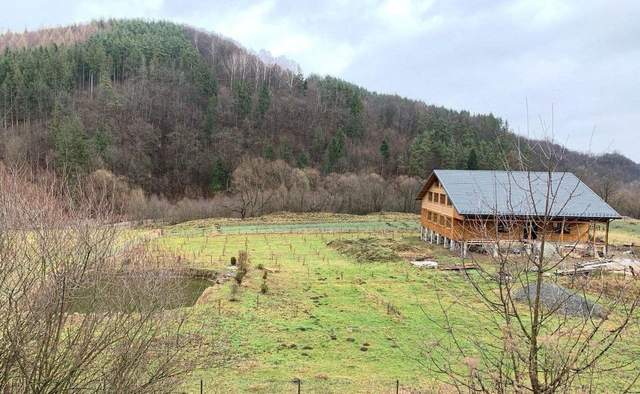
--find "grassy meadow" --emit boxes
[131,213,640,393]
[606,217,640,246]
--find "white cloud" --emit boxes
[506,0,573,29]
[72,0,165,21]
[375,0,441,35]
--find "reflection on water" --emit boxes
[68,275,212,313]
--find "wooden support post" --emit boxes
[592,221,597,257]
[605,220,610,257]
[461,218,467,258]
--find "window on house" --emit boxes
[553,222,572,234]
[427,191,433,202]
[439,216,445,226]
[446,217,452,228]
[497,221,509,233]
[446,197,452,206]
[427,211,432,221]
[432,213,438,224]
[439,194,446,204]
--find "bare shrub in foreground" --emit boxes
[0,166,198,392]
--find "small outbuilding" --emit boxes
[416,170,620,257]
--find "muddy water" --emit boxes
[68,275,213,313]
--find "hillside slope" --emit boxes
[0,19,638,215]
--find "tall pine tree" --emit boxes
[466,148,479,170]
[52,113,89,177]
[256,84,271,123]
[324,129,346,173]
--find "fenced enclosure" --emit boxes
[192,377,406,393]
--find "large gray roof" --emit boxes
[426,170,620,219]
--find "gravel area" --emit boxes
[514,282,607,319]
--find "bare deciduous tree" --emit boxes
[0,166,199,392]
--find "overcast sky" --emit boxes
[4,0,640,162]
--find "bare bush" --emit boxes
[235,251,249,284]
[121,158,423,223]
[0,166,197,392]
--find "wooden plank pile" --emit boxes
[555,258,640,276]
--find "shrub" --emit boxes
[238,251,248,268]
[229,282,240,301]
[235,251,249,284]
[260,281,268,294]
[230,256,236,266]
[234,269,246,284]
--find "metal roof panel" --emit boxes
[432,169,620,219]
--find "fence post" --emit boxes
[200,379,203,394]
[396,379,399,394]
[297,379,301,394]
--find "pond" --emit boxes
[68,274,213,313]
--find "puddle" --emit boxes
[68,273,213,313]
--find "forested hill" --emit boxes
[1,20,639,215]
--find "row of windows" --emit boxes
[423,214,573,235]
[426,191,452,206]
[496,221,572,234]
[425,210,452,228]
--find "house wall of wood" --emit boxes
[456,219,592,243]
[420,179,460,240]
[420,179,594,243]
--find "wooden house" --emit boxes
[416,170,620,257]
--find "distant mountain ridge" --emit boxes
[0,19,637,215]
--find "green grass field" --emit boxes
[138,213,640,393]
[607,217,640,246]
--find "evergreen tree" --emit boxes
[232,80,251,123]
[52,113,89,176]
[408,130,434,176]
[204,95,217,137]
[380,138,390,162]
[263,145,275,160]
[256,84,271,122]
[296,151,309,168]
[93,127,111,159]
[279,141,294,163]
[210,159,230,192]
[324,129,346,173]
[97,56,116,106]
[344,91,365,138]
[467,148,479,170]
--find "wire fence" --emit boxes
[218,221,418,234]
[162,221,419,238]
[192,377,408,393]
